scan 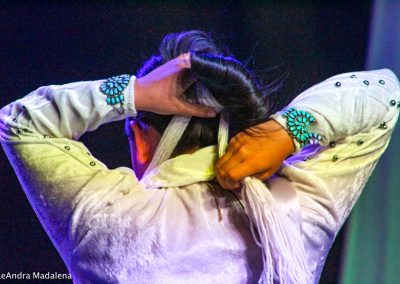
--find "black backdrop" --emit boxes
[0,1,371,282]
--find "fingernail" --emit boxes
[207,110,216,117]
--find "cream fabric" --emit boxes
[1,69,399,283]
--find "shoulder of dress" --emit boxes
[295,69,400,98]
[326,69,399,87]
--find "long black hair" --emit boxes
[125,30,276,157]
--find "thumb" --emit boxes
[175,99,217,118]
[178,70,197,93]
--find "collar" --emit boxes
[139,145,218,188]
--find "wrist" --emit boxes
[266,119,296,157]
[249,119,295,157]
[134,78,150,112]
[270,107,322,152]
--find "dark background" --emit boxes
[0,1,371,282]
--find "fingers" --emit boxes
[216,148,234,169]
[222,161,270,183]
[217,148,245,178]
[177,69,196,93]
[216,135,243,169]
[175,99,217,118]
[216,171,242,190]
[175,53,195,93]
[177,52,191,69]
[216,134,272,189]
[217,160,272,190]
[253,169,274,181]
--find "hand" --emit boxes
[134,52,216,118]
[216,119,295,190]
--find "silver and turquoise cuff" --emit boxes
[273,107,322,150]
[99,74,131,106]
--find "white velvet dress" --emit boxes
[1,69,399,283]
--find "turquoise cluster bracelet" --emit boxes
[281,108,322,147]
[100,74,131,105]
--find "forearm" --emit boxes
[270,69,400,152]
[0,75,140,249]
[0,75,137,142]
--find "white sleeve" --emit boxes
[0,75,137,141]
[0,75,139,254]
[271,69,400,152]
[268,69,400,278]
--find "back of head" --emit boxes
[125,30,272,157]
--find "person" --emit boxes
[0,30,399,284]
